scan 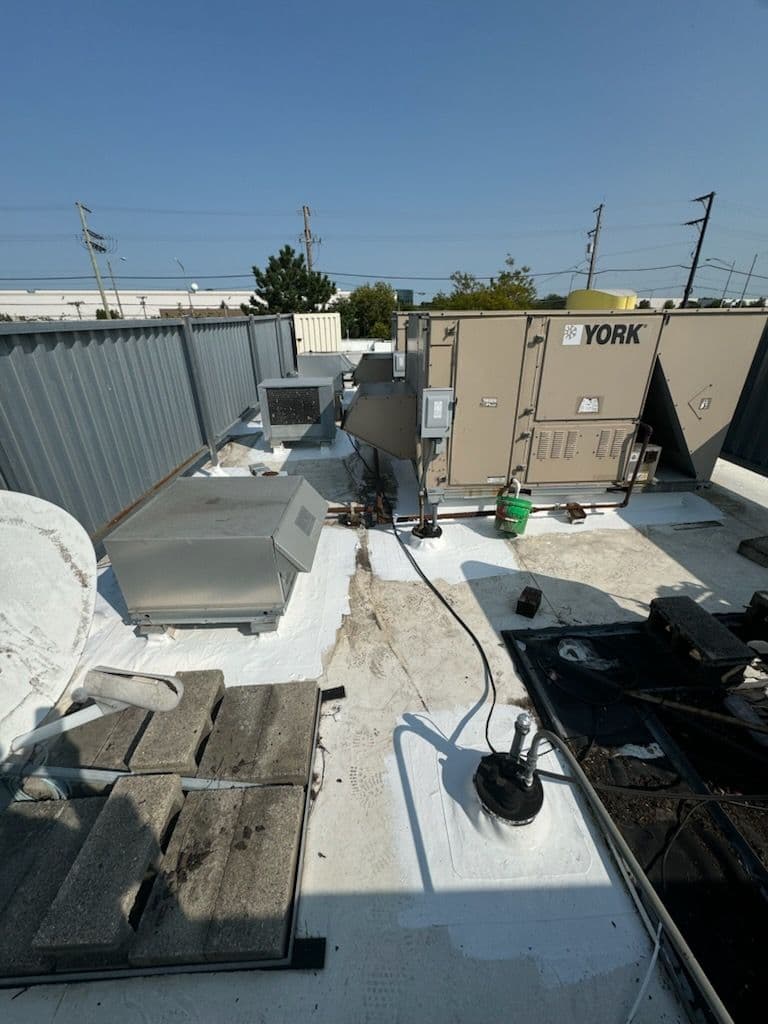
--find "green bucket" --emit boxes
[495,494,532,536]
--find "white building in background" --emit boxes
[0,289,258,321]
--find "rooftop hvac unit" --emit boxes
[257,376,336,449]
[343,309,767,508]
[105,476,327,634]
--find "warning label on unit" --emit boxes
[563,324,583,346]
[480,397,498,407]
[578,396,600,414]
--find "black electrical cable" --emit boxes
[390,520,499,754]
[348,436,376,478]
[376,489,499,754]
[659,802,708,895]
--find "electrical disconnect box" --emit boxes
[258,377,336,448]
[421,388,454,438]
[105,476,327,634]
[624,442,662,484]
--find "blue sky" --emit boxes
[3,0,768,299]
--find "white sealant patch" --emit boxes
[389,704,669,986]
[224,420,357,465]
[367,520,521,583]
[77,526,358,690]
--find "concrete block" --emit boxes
[197,681,317,785]
[129,788,242,966]
[33,774,183,957]
[0,800,63,916]
[129,670,224,775]
[0,798,103,978]
[204,785,305,962]
[46,706,149,771]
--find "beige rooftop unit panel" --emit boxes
[649,312,764,482]
[535,316,662,422]
[449,316,527,486]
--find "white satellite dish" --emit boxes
[0,492,96,758]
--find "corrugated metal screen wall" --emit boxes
[723,319,768,475]
[0,314,292,537]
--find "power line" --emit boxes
[0,261,699,284]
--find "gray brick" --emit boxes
[129,788,242,966]
[33,774,183,957]
[46,706,149,771]
[0,798,104,978]
[0,800,63,917]
[197,682,317,785]
[129,670,224,775]
[204,786,305,962]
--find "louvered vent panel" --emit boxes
[550,431,565,459]
[536,432,551,459]
[610,430,628,458]
[564,431,578,460]
[595,430,612,458]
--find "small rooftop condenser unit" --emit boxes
[258,376,336,448]
[105,476,327,634]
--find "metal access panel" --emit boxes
[342,381,417,459]
[258,377,336,447]
[653,312,765,481]
[526,421,636,484]
[105,476,327,632]
[447,315,527,485]
[534,315,661,421]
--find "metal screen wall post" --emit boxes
[274,316,286,377]
[246,317,262,388]
[181,318,219,467]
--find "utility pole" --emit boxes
[681,191,715,308]
[75,201,112,317]
[138,296,148,318]
[586,203,603,289]
[106,258,124,317]
[739,253,759,305]
[301,204,320,272]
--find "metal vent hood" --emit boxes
[105,476,327,633]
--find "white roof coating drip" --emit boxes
[368,520,521,583]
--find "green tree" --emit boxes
[0,313,12,322]
[95,308,121,319]
[332,296,356,338]
[241,245,335,315]
[347,282,397,337]
[663,299,676,310]
[431,257,536,310]
[637,299,652,309]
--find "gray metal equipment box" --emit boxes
[105,477,327,633]
[258,377,336,448]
